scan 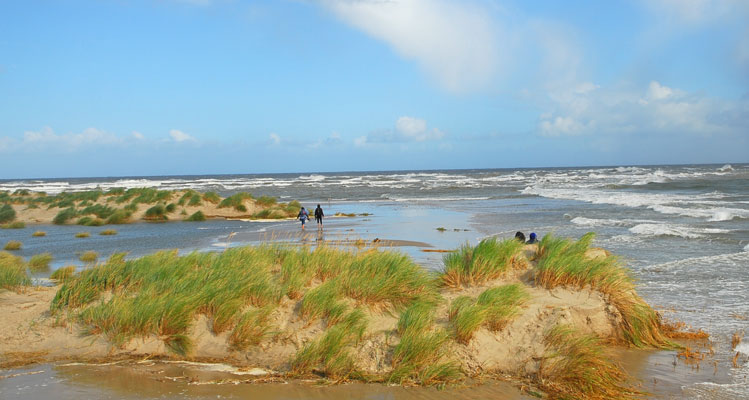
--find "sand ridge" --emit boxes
[0,252,621,379]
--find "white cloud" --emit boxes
[269,133,281,145]
[360,116,445,143]
[132,131,144,140]
[319,0,500,93]
[395,116,426,136]
[169,129,196,143]
[537,81,749,138]
[646,81,675,101]
[354,136,368,147]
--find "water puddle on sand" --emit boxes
[0,347,737,400]
[0,361,532,400]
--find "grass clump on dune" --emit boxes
[535,233,674,349]
[229,306,275,350]
[28,253,53,271]
[31,231,46,237]
[218,192,253,211]
[0,251,31,290]
[185,210,206,222]
[77,216,104,226]
[389,300,461,385]
[50,266,76,281]
[105,209,131,224]
[299,280,348,324]
[144,204,168,221]
[440,238,525,288]
[540,324,641,400]
[449,284,529,344]
[291,309,368,379]
[0,204,17,224]
[4,240,22,251]
[51,247,286,355]
[53,207,77,225]
[100,229,118,236]
[75,232,90,238]
[202,191,221,204]
[1,221,25,229]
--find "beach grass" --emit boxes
[50,266,76,281]
[77,216,105,226]
[31,231,46,237]
[291,309,368,378]
[0,251,31,290]
[75,232,91,238]
[218,192,253,211]
[440,238,525,288]
[49,245,435,358]
[299,280,347,324]
[185,211,205,221]
[144,204,168,221]
[540,324,641,399]
[28,253,53,272]
[229,306,274,350]
[105,209,131,224]
[0,204,17,224]
[1,221,25,229]
[387,299,462,385]
[79,251,98,263]
[534,233,674,349]
[4,240,22,251]
[202,191,221,204]
[53,207,77,225]
[99,229,118,236]
[449,284,528,344]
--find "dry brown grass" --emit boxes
[732,331,743,349]
[540,324,643,400]
[662,321,710,340]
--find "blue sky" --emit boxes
[1,0,747,178]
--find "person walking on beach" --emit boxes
[314,204,324,229]
[298,207,309,230]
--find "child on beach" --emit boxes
[298,207,309,230]
[314,204,324,228]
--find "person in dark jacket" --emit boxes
[526,232,538,244]
[514,231,526,242]
[314,204,324,229]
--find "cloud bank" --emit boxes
[319,0,500,93]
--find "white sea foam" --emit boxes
[628,223,730,238]
[718,164,734,172]
[570,217,629,227]
[744,243,749,252]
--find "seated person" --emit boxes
[526,232,538,244]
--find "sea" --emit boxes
[0,163,747,399]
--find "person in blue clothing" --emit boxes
[526,232,538,244]
[297,207,309,230]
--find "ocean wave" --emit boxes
[629,223,730,238]
[718,164,734,172]
[570,217,629,227]
[642,251,749,272]
[744,243,749,252]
